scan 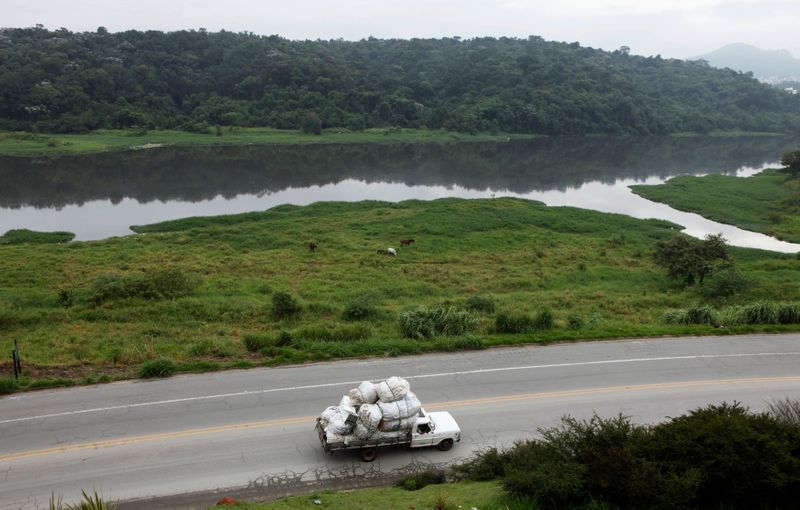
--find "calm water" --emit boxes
[1,136,798,252]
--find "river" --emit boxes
[0,135,797,251]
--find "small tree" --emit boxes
[654,233,730,285]
[300,111,322,135]
[780,147,800,177]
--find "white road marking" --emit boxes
[2,351,799,425]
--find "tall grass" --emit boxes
[399,306,479,339]
[665,302,800,326]
[495,309,554,333]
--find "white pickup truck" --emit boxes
[316,407,461,462]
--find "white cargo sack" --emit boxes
[378,416,418,432]
[358,403,383,428]
[339,394,357,415]
[375,430,404,440]
[325,430,346,444]
[377,391,421,421]
[376,376,410,402]
[322,407,353,435]
[348,388,364,407]
[351,381,378,404]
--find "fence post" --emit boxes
[12,339,21,380]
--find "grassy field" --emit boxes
[631,170,800,243]
[0,128,786,158]
[234,480,528,510]
[2,198,800,391]
[0,128,536,157]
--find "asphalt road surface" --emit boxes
[2,334,800,509]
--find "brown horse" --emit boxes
[399,239,415,246]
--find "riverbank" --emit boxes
[0,128,787,157]
[2,198,799,392]
[0,127,538,157]
[631,170,800,243]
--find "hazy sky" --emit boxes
[4,0,800,58]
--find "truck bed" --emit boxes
[316,418,411,452]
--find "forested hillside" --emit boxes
[2,26,799,135]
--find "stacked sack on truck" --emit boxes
[318,376,422,444]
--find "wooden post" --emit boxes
[12,339,21,380]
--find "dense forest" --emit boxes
[1,26,800,135]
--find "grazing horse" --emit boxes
[308,242,318,252]
[387,247,397,256]
[399,239,415,246]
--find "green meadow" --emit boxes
[2,198,800,391]
[631,170,800,243]
[0,128,534,157]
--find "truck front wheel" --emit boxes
[436,439,454,451]
[360,448,378,462]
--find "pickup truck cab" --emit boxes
[410,410,460,450]
[316,407,461,462]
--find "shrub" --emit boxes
[64,489,117,510]
[341,296,377,321]
[89,269,199,306]
[57,289,75,308]
[495,313,536,333]
[138,358,177,378]
[664,305,717,325]
[466,295,495,313]
[89,275,134,305]
[777,303,800,324]
[740,302,779,324]
[663,309,687,324]
[495,309,553,333]
[394,469,447,491]
[767,398,800,427]
[0,377,18,394]
[243,334,271,353]
[276,330,294,346]
[454,447,508,481]
[398,306,478,339]
[644,402,800,509]
[271,291,302,319]
[567,313,584,329]
[685,305,718,325]
[700,266,750,298]
[144,269,199,299]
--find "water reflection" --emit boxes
[0,136,797,251]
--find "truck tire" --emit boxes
[436,439,454,451]
[360,448,378,462]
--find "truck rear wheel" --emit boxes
[436,439,454,451]
[360,448,378,462]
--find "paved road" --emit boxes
[2,334,800,509]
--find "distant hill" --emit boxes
[1,28,799,135]
[694,43,800,83]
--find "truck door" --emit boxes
[412,421,434,447]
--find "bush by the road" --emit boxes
[456,402,800,509]
[138,358,177,378]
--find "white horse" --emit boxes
[387,247,397,256]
